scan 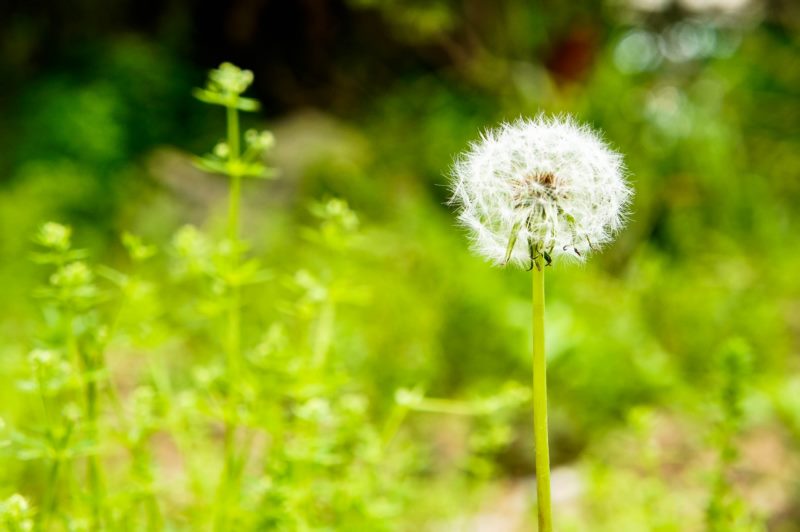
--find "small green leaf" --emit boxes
[192,89,261,112]
[95,265,128,287]
[192,156,228,175]
[236,97,261,112]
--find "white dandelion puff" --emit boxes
[449,115,632,267]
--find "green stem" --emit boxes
[381,404,409,450]
[98,296,130,422]
[216,100,243,532]
[532,258,552,532]
[85,353,102,528]
[40,459,61,531]
[132,441,162,530]
[226,104,242,243]
[37,372,57,532]
[312,300,335,367]
[225,102,243,383]
[67,312,104,527]
[408,398,480,416]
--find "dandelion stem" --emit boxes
[531,257,552,532]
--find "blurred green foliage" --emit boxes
[1,0,799,529]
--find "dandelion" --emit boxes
[449,115,631,531]
[450,115,630,268]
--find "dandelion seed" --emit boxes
[449,115,631,267]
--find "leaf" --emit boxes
[95,265,128,287]
[236,97,261,112]
[244,165,279,180]
[192,88,261,112]
[192,155,228,175]
[192,87,227,106]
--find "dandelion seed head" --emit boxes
[449,115,632,267]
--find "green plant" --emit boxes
[0,62,541,530]
[706,339,763,532]
[192,61,277,528]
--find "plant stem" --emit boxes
[531,257,552,532]
[380,403,409,450]
[132,442,162,530]
[40,459,60,531]
[226,105,242,244]
[37,369,59,532]
[67,312,103,527]
[85,351,103,528]
[312,300,335,367]
[216,101,243,531]
[225,103,243,382]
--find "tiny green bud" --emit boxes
[5,494,28,513]
[173,225,208,259]
[209,62,254,95]
[50,261,93,287]
[296,398,331,422]
[67,517,91,532]
[245,129,275,151]
[192,365,223,388]
[292,270,327,302]
[29,348,58,370]
[311,198,359,232]
[213,142,230,158]
[62,402,81,423]
[193,62,260,111]
[132,386,156,418]
[122,232,157,262]
[394,388,424,407]
[0,493,32,528]
[252,323,289,362]
[35,222,72,252]
[340,394,368,416]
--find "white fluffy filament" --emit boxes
[450,115,632,267]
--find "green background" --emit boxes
[1,0,799,529]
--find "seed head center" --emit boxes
[512,171,559,209]
[531,171,556,187]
